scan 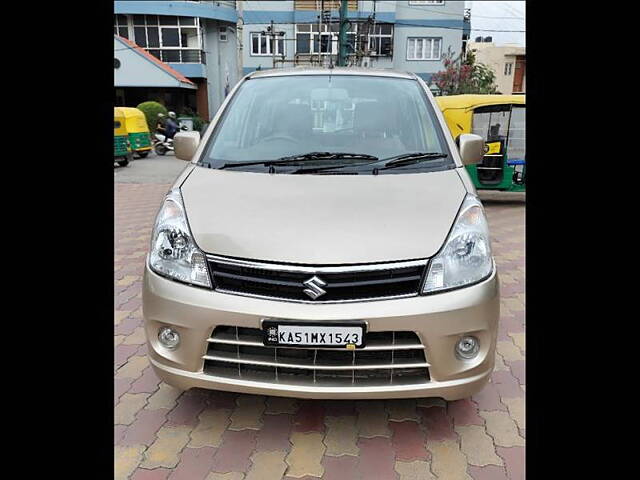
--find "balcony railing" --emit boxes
[147,49,206,64]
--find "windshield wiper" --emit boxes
[219,152,378,170]
[278,152,378,162]
[379,152,449,170]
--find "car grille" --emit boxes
[207,256,428,303]
[203,326,430,387]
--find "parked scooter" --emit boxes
[153,125,188,156]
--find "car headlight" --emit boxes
[148,189,212,288]
[423,194,493,294]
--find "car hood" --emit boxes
[180,166,467,265]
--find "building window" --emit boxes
[122,15,204,63]
[407,37,442,60]
[114,14,130,39]
[409,1,445,5]
[294,0,357,10]
[219,26,228,42]
[251,32,285,56]
[295,24,357,55]
[368,24,393,56]
[504,62,513,75]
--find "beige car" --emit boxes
[142,68,498,400]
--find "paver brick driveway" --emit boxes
[115,182,525,480]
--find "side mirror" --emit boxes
[458,133,485,165]
[173,131,200,161]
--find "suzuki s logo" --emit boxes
[303,275,327,300]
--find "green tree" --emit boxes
[431,48,499,96]
[136,101,168,132]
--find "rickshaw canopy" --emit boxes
[114,107,128,136]
[436,94,526,138]
[115,107,150,134]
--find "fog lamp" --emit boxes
[158,327,180,350]
[455,336,479,359]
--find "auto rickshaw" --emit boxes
[436,94,525,192]
[117,107,153,158]
[114,107,133,167]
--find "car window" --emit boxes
[202,75,453,172]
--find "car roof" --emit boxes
[247,67,416,80]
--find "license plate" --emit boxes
[263,321,365,348]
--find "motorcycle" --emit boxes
[153,125,189,156]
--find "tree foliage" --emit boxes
[431,49,499,96]
[136,101,168,132]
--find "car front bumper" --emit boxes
[142,263,499,400]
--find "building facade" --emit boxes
[114,1,468,120]
[468,42,526,95]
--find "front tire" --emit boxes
[117,158,129,167]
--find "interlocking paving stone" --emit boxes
[490,371,525,399]
[427,439,472,480]
[467,465,509,480]
[395,460,435,480]
[387,399,419,422]
[146,384,183,411]
[115,377,134,404]
[509,332,525,352]
[116,344,141,370]
[322,455,360,480]
[229,395,265,431]
[130,467,172,480]
[142,425,192,469]
[293,402,325,433]
[256,413,293,452]
[121,408,169,446]
[117,355,149,380]
[507,360,525,385]
[456,425,503,467]
[115,425,127,445]
[115,185,525,480]
[419,406,456,443]
[130,367,162,395]
[115,445,147,480]
[166,391,209,428]
[124,326,147,345]
[245,450,288,480]
[389,421,429,462]
[285,431,326,478]
[323,415,360,457]
[356,401,391,438]
[496,340,524,362]
[502,397,525,434]
[447,399,484,427]
[472,381,508,412]
[116,393,151,426]
[168,446,217,480]
[205,473,245,480]
[211,429,258,473]
[496,446,525,480]
[265,397,299,415]
[189,407,232,448]
[356,437,398,480]
[479,410,525,447]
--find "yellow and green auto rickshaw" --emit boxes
[117,107,153,158]
[436,94,525,192]
[114,107,133,167]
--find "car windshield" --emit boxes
[201,74,453,173]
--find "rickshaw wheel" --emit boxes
[137,151,149,158]
[117,159,130,167]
